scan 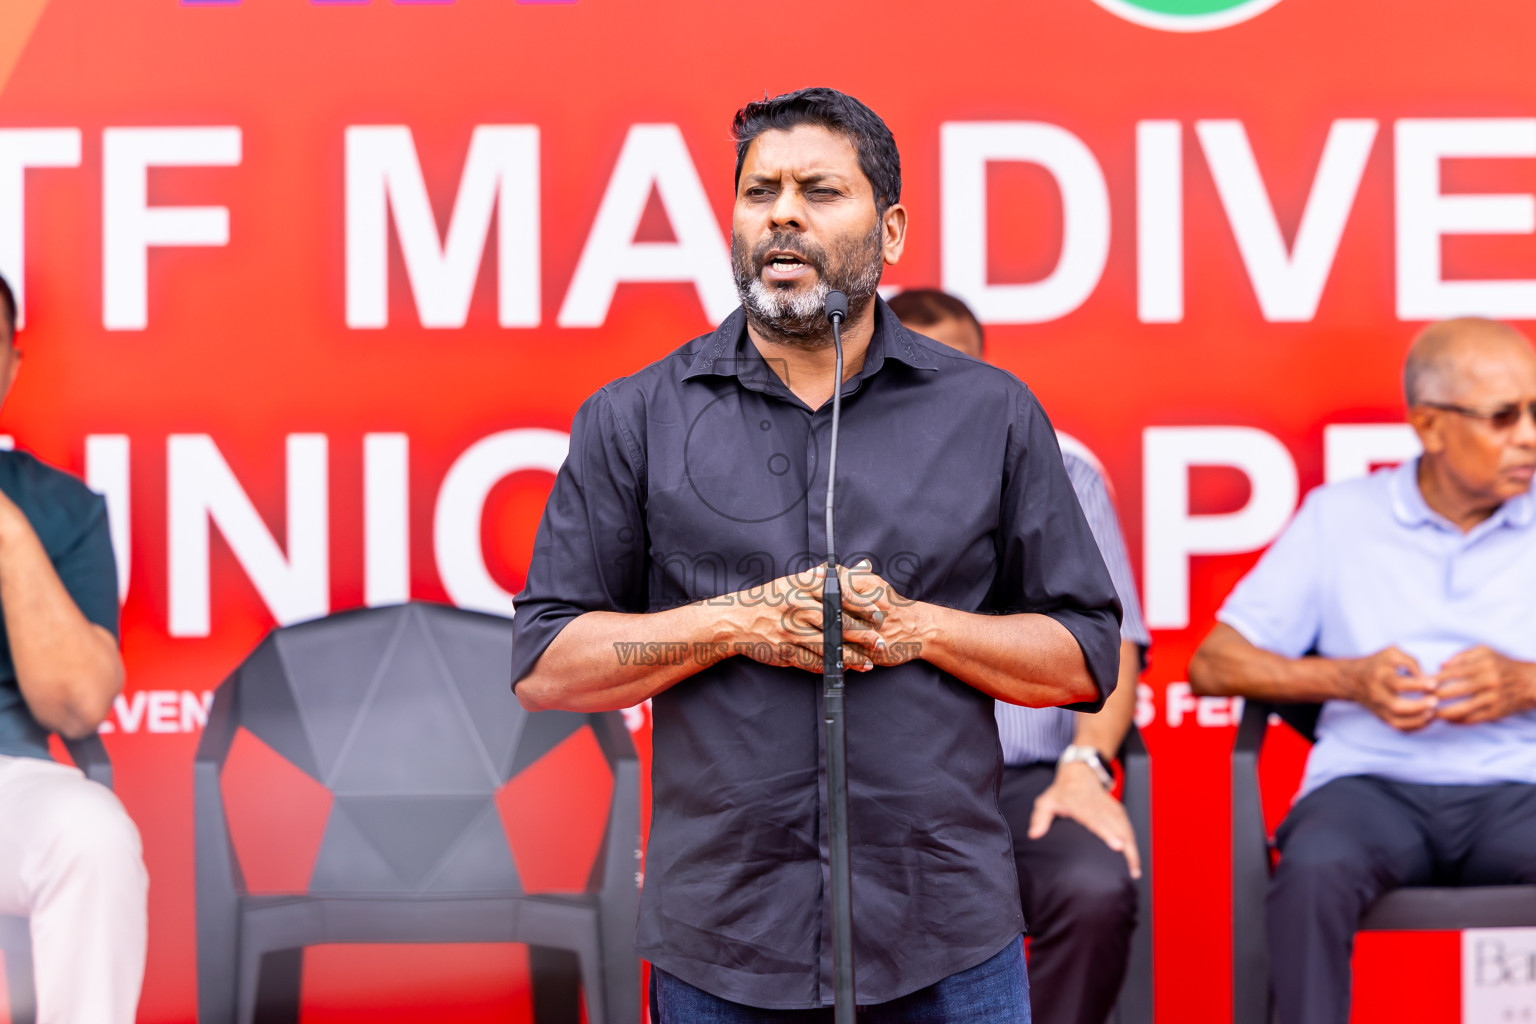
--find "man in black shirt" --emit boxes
[512,88,1121,1021]
[0,272,147,1023]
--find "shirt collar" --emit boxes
[1390,456,1536,531]
[683,298,941,386]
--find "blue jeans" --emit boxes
[649,935,1031,1023]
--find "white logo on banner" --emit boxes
[1464,928,1536,1023]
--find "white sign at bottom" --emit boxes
[1464,928,1536,1023]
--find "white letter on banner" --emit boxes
[102,128,241,331]
[0,129,81,330]
[1144,426,1298,629]
[1197,119,1377,322]
[84,435,130,604]
[559,124,735,327]
[345,125,539,329]
[433,429,568,618]
[168,434,329,637]
[941,122,1110,324]
[364,433,410,607]
[1396,119,1536,320]
[1137,120,1183,324]
[1323,423,1422,483]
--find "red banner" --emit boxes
[3,0,1529,1018]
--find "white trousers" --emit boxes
[0,754,147,1024]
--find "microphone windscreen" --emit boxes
[824,290,848,321]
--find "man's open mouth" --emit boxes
[761,249,816,277]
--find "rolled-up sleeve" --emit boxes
[510,387,647,690]
[995,389,1123,711]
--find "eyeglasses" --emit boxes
[1421,400,1536,431]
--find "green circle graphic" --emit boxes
[1090,0,1283,31]
[1124,0,1255,12]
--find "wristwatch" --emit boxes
[1058,744,1114,790]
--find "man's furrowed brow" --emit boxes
[742,168,855,186]
[791,168,855,186]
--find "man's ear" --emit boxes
[1408,405,1445,455]
[882,202,908,266]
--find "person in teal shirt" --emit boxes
[0,271,147,1024]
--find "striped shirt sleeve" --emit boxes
[996,450,1149,766]
[1062,452,1150,650]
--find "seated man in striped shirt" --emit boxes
[890,289,1150,1024]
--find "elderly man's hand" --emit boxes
[1433,646,1536,725]
[1341,647,1438,732]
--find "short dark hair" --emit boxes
[0,271,14,341]
[886,288,984,349]
[731,87,901,214]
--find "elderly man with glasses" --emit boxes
[1190,317,1536,1024]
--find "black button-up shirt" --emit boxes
[511,301,1121,1009]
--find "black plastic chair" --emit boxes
[0,734,115,1024]
[194,602,641,1024]
[1107,725,1154,1024]
[1231,698,1536,1024]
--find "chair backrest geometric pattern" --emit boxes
[226,603,591,896]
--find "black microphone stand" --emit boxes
[821,290,855,1022]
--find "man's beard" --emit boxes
[731,224,884,343]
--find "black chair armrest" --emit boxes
[1232,698,1273,1024]
[1115,725,1154,1024]
[1116,725,1152,876]
[62,733,113,789]
[586,710,642,1024]
[1234,697,1273,755]
[194,670,249,1024]
[194,670,247,896]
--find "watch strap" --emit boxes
[1058,744,1114,790]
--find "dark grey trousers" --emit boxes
[997,764,1137,1024]
[1269,774,1536,1024]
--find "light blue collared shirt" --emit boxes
[1220,458,1536,798]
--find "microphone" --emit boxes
[821,289,855,1021]
[823,290,847,563]
[824,289,848,326]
